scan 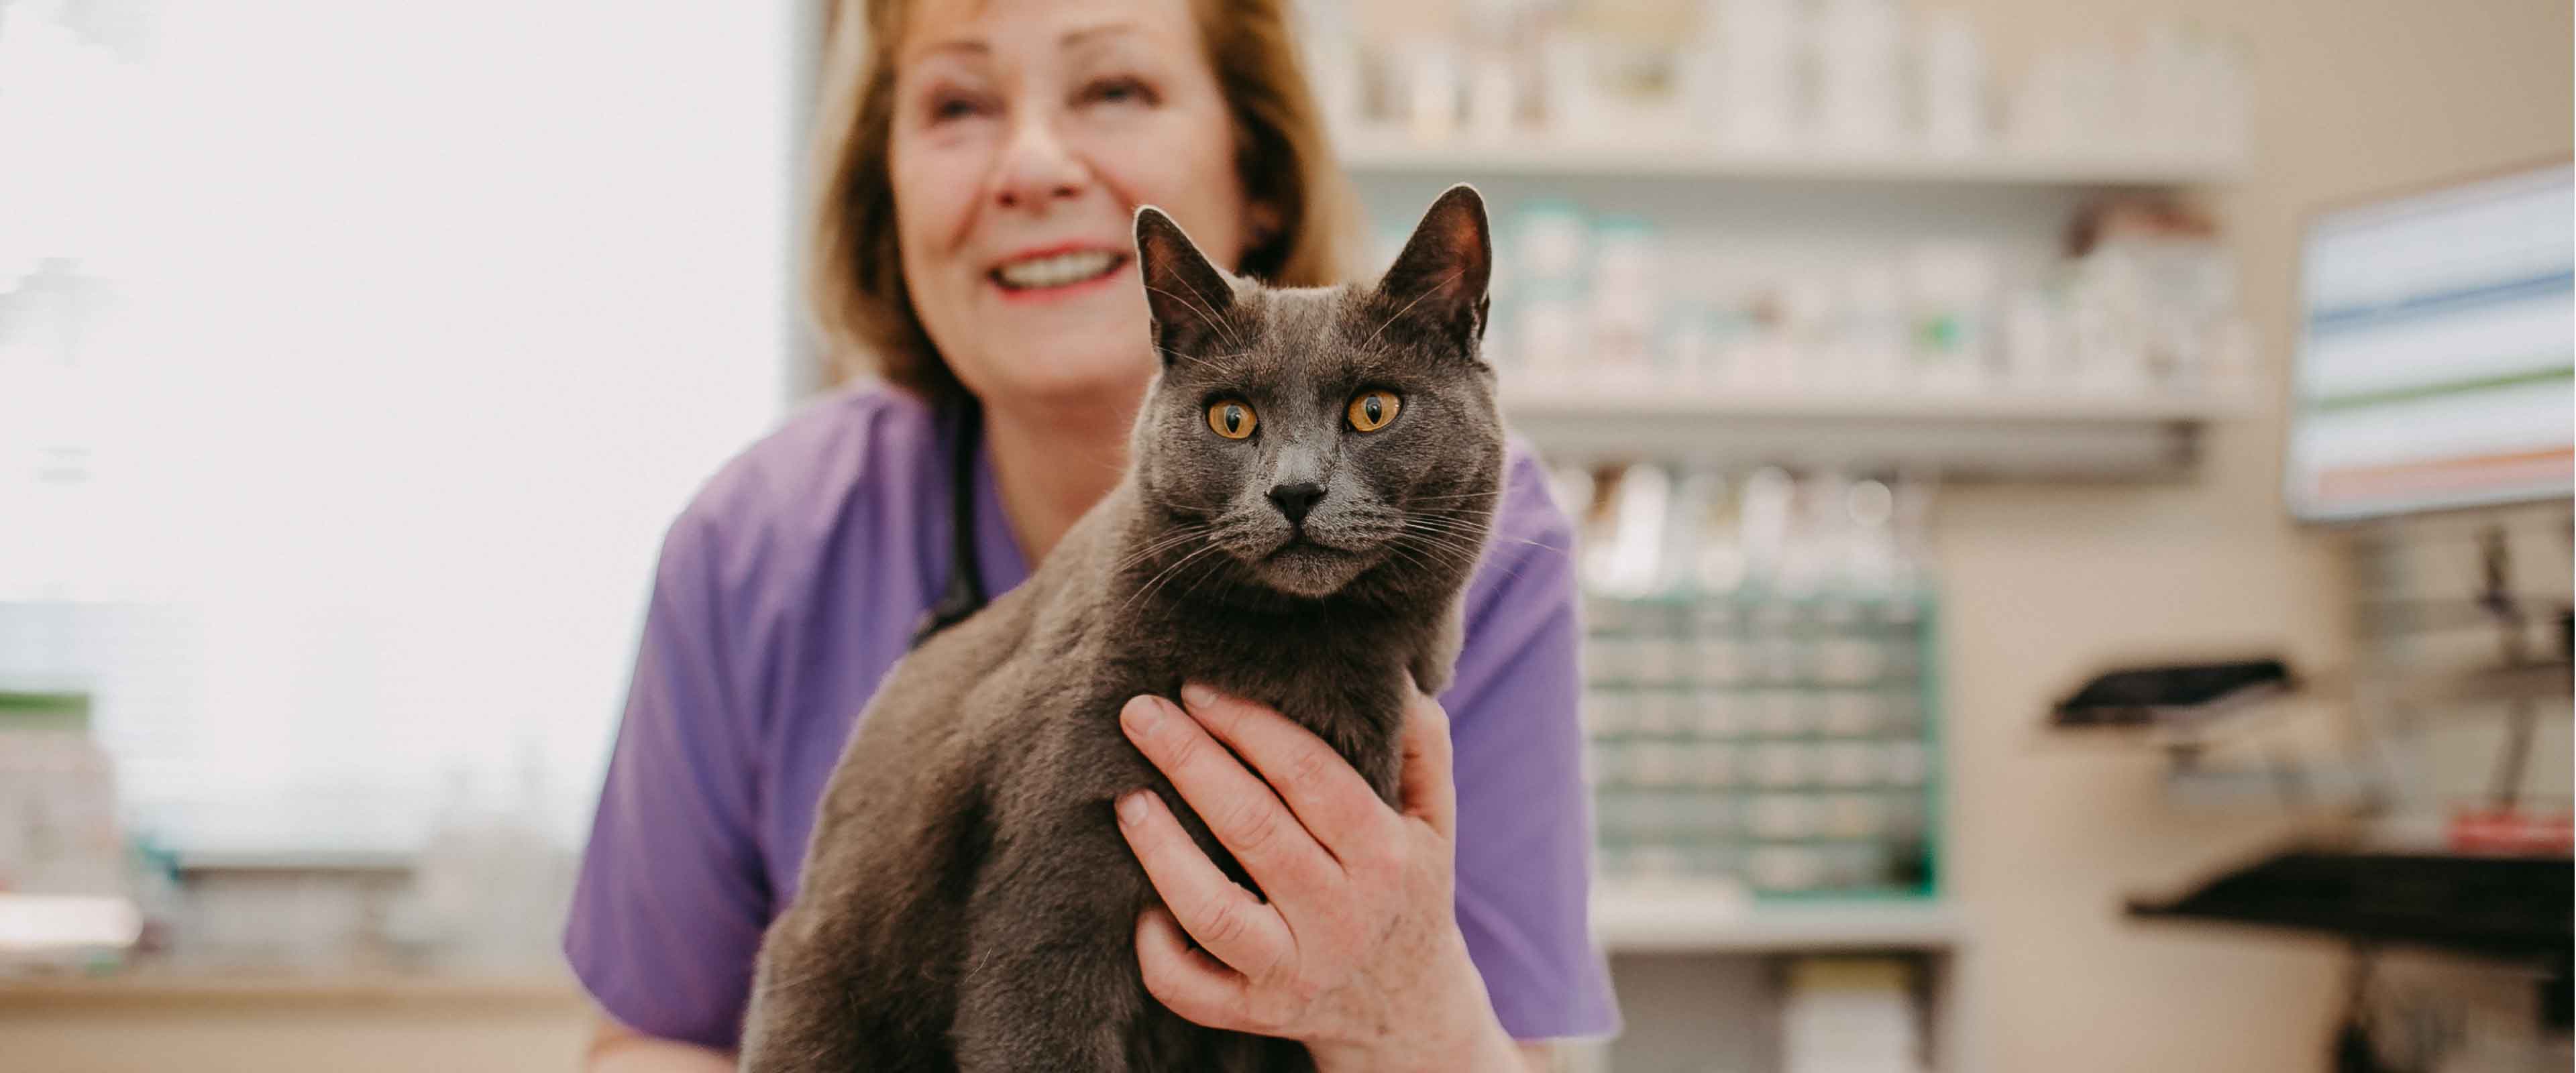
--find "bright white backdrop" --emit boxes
[0,0,800,852]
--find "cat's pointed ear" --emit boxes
[1371,184,1492,349]
[1134,206,1236,365]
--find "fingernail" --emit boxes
[1122,695,1163,736]
[1116,791,1149,826]
[1180,683,1219,711]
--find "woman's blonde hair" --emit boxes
[804,0,1354,401]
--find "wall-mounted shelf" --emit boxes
[1499,379,2262,478]
[1338,129,2244,187]
[1593,883,1966,954]
[0,967,582,1009]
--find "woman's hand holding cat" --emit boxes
[1114,685,1527,1072]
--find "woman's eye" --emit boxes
[927,93,991,124]
[1346,390,1400,433]
[1207,400,1256,439]
[1079,76,1155,108]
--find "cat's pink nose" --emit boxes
[1267,482,1324,526]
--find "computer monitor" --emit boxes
[2285,162,2575,523]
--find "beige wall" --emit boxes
[1935,1,2571,1071]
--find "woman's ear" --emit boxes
[1134,206,1239,366]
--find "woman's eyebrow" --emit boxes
[902,21,1137,68]
[1060,21,1139,48]
[902,37,989,68]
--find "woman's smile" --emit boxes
[987,243,1133,301]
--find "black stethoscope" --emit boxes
[908,398,989,651]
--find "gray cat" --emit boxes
[737,185,1505,1073]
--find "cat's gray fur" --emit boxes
[737,186,1503,1073]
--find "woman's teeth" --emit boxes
[994,251,1120,290]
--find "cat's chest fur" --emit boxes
[952,489,1446,811]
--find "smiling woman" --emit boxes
[564,1,1617,1069]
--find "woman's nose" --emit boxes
[991,109,1089,212]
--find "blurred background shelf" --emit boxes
[1502,381,2260,421]
[0,968,582,1010]
[1500,380,2259,476]
[1338,129,2245,186]
[1593,885,1967,953]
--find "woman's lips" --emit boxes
[988,247,1129,301]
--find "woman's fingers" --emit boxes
[1114,785,1292,980]
[1132,905,1257,1031]
[1395,690,1457,838]
[1118,695,1341,897]
[1176,684,1399,866]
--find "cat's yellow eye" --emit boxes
[1346,390,1400,433]
[1207,400,1257,439]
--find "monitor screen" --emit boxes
[2286,163,2575,522]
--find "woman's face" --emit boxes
[890,0,1253,412]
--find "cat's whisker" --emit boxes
[1404,531,1482,559]
[1403,514,1556,551]
[1124,540,1230,613]
[1146,543,1232,607]
[1174,546,1237,604]
[1411,530,1546,563]
[1181,277,1252,352]
[1155,345,1248,374]
[1401,518,1498,545]
[1110,524,1217,573]
[1401,509,1504,527]
[1377,542,1439,583]
[1396,524,1540,583]
[1361,268,1466,352]
[1144,284,1246,353]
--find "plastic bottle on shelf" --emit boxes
[2134,21,2191,158]
[2001,279,2068,392]
[1780,959,1925,1073]
[1904,241,1996,394]
[1813,0,1906,154]
[1508,202,1589,387]
[1888,471,1937,598]
[1842,477,1900,594]
[1916,9,1988,156]
[1776,470,1851,596]
[1662,469,1727,594]
[1686,468,1748,594]
[1589,217,1662,385]
[1595,462,1672,598]
[2068,249,2150,394]
[2003,49,2061,155]
[1534,30,1594,139]
[1841,260,1907,392]
[1464,53,1517,140]
[1291,0,1364,138]
[1399,41,1462,143]
[1775,274,1837,392]
[1709,0,1803,152]
[1737,466,1795,589]
[2063,40,2123,156]
[2137,23,2253,165]
[1515,201,1591,285]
